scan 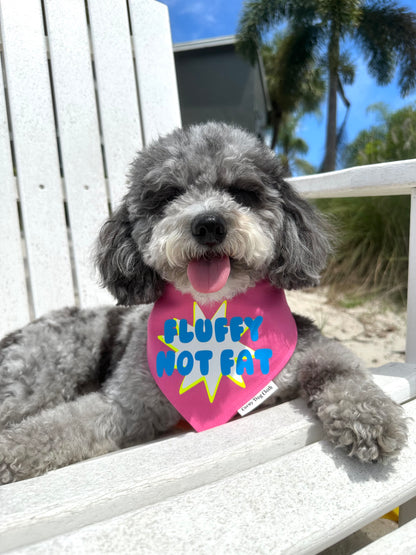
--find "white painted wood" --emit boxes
[371,363,416,404]
[0,398,320,552]
[289,158,416,198]
[406,189,416,363]
[0,0,75,317]
[87,0,143,208]
[1,363,415,553]
[0,50,30,336]
[355,517,416,554]
[129,0,181,144]
[5,398,416,555]
[43,0,112,308]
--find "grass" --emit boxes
[337,296,368,309]
[315,195,410,308]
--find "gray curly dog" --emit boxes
[0,122,407,484]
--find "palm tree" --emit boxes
[343,102,416,165]
[237,0,416,172]
[276,114,316,176]
[262,32,326,149]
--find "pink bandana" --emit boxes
[147,281,297,432]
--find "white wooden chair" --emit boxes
[1,1,416,553]
[0,0,180,338]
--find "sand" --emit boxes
[285,287,407,368]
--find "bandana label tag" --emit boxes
[237,381,278,416]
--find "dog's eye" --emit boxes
[142,187,182,213]
[228,186,261,208]
[164,187,182,203]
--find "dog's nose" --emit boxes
[191,213,227,246]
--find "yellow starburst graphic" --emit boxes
[158,301,254,403]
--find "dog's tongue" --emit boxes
[187,256,231,293]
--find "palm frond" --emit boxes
[293,158,317,175]
[338,51,355,85]
[365,101,391,126]
[317,0,362,32]
[356,1,416,95]
[265,24,323,113]
[236,0,320,64]
[236,0,288,64]
[290,137,309,155]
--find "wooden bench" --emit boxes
[1,0,416,553]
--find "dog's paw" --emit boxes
[0,434,24,484]
[0,428,46,484]
[316,382,408,463]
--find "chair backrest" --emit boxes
[289,161,416,363]
[0,0,181,338]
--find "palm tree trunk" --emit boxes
[270,120,279,150]
[322,27,340,172]
[270,103,282,150]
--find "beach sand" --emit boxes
[286,287,407,367]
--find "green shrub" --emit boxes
[315,103,416,307]
[316,196,410,306]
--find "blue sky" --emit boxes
[162,0,416,171]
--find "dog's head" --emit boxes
[96,122,330,305]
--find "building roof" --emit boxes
[173,35,236,53]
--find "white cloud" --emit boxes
[179,1,218,25]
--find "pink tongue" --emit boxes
[187,256,231,293]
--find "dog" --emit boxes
[0,122,407,484]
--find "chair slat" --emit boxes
[87,0,143,208]
[43,0,113,308]
[289,159,416,198]
[129,0,181,144]
[0,54,30,337]
[0,0,75,317]
[4,397,416,555]
[406,189,416,363]
[1,363,415,553]
[0,399,322,552]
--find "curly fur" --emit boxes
[0,122,407,483]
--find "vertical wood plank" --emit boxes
[0,0,75,317]
[129,0,181,144]
[44,0,113,307]
[0,52,30,336]
[406,188,416,363]
[87,0,143,208]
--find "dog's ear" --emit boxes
[268,181,331,290]
[95,204,164,305]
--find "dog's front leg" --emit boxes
[282,315,408,463]
[0,392,126,484]
[0,325,181,484]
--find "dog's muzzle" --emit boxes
[191,213,227,246]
